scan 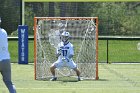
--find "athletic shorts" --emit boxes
[52,59,77,69]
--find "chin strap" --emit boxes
[62,40,69,45]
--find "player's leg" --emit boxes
[50,65,57,81]
[50,61,63,81]
[1,59,16,93]
[68,61,81,81]
[73,67,81,81]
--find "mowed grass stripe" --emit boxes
[0,64,140,93]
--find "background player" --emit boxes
[0,17,16,93]
[50,31,81,81]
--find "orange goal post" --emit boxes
[34,17,99,80]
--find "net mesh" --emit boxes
[34,17,98,80]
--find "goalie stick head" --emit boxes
[48,29,61,49]
[61,31,70,43]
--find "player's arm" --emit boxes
[56,47,62,57]
[56,52,61,58]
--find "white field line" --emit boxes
[99,63,140,64]
[1,87,140,90]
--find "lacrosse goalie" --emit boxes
[50,31,81,81]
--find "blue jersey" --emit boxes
[0,28,10,61]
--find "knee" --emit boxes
[50,65,56,70]
[3,79,12,86]
[73,68,80,72]
[3,78,10,83]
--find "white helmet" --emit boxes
[61,31,70,42]
[61,31,70,37]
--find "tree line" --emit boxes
[0,1,140,36]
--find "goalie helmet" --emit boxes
[61,31,70,42]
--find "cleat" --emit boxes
[50,77,57,81]
[78,77,81,81]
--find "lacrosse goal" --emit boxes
[34,17,99,80]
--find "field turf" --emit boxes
[0,63,140,93]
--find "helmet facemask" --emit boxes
[61,31,70,43]
[61,36,69,42]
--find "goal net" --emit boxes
[34,17,98,80]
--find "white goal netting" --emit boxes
[34,17,98,80]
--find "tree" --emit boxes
[60,2,66,17]
[49,2,55,17]
[0,0,20,34]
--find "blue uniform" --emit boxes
[0,28,16,93]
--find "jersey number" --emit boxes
[62,50,67,56]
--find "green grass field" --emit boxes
[1,40,140,93]
[0,63,140,93]
[8,40,140,63]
